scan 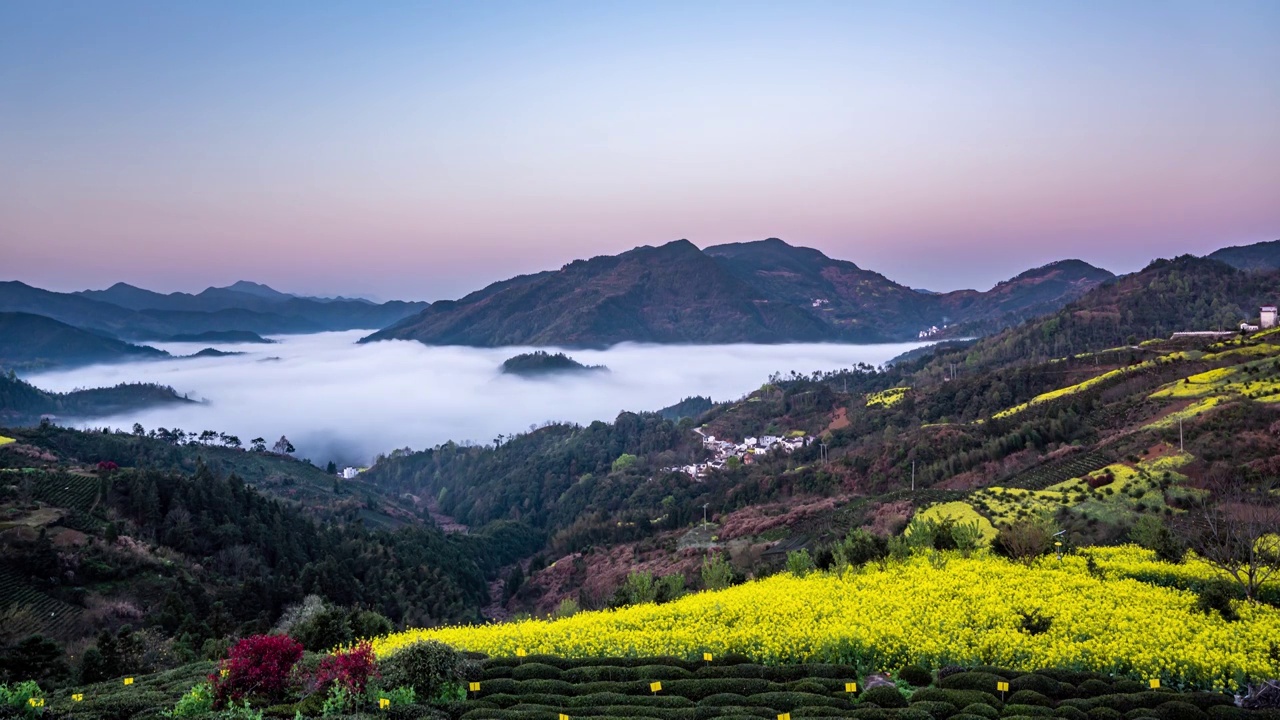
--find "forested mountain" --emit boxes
[0,428,543,647]
[926,254,1280,375]
[365,238,1114,347]
[0,374,192,426]
[0,312,168,371]
[1207,238,1280,272]
[0,281,426,341]
[364,240,834,346]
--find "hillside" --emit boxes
[1207,239,1280,272]
[925,255,1280,376]
[0,312,168,371]
[366,238,1114,347]
[0,373,192,426]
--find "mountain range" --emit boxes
[364,238,1116,347]
[0,280,428,342]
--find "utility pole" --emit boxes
[702,503,709,528]
[911,461,915,492]
[1179,417,1184,453]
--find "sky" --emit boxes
[1,0,1277,301]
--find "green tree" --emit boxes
[786,549,816,577]
[611,453,638,473]
[700,553,734,591]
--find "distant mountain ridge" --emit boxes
[0,280,427,341]
[366,238,1116,347]
[1206,239,1280,273]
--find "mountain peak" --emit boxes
[220,280,293,299]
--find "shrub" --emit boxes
[1193,583,1240,622]
[912,687,1003,711]
[1078,680,1115,698]
[164,682,214,718]
[212,634,305,707]
[962,703,1001,719]
[1008,691,1054,707]
[941,673,1005,693]
[380,641,467,701]
[1009,674,1063,698]
[313,642,378,696]
[861,686,908,708]
[1002,704,1056,717]
[900,665,934,687]
[1156,701,1208,720]
[552,598,580,619]
[1058,707,1090,720]
[700,553,735,591]
[1089,710,1124,720]
[1016,610,1053,636]
[787,549,817,577]
[0,681,44,718]
[913,700,960,719]
[509,663,560,681]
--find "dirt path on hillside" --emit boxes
[424,496,469,533]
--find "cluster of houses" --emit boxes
[918,324,948,339]
[665,428,814,478]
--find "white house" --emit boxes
[340,467,360,479]
[1242,322,1261,333]
[1262,306,1277,329]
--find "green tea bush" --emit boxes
[861,686,908,708]
[899,665,934,687]
[380,641,468,700]
[164,682,213,718]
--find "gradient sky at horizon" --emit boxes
[2,1,1277,301]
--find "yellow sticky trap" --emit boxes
[1150,679,1161,689]
[123,678,134,686]
[650,681,662,693]
[515,648,527,658]
[379,698,390,709]
[28,698,45,708]
[845,682,858,693]
[72,694,84,702]
[997,681,1009,692]
[703,652,713,662]
[468,682,481,692]
[558,715,570,720]
[778,714,792,720]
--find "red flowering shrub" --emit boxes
[211,634,305,707]
[96,461,119,472]
[313,642,379,695]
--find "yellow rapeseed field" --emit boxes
[0,435,14,446]
[372,549,1280,690]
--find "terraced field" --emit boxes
[456,657,1265,720]
[1000,451,1115,492]
[0,563,84,638]
[29,471,101,512]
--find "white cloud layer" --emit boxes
[26,332,927,465]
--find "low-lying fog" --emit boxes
[27,331,928,465]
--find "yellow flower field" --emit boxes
[866,387,909,408]
[372,550,1280,690]
[0,435,14,446]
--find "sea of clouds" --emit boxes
[25,331,928,465]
